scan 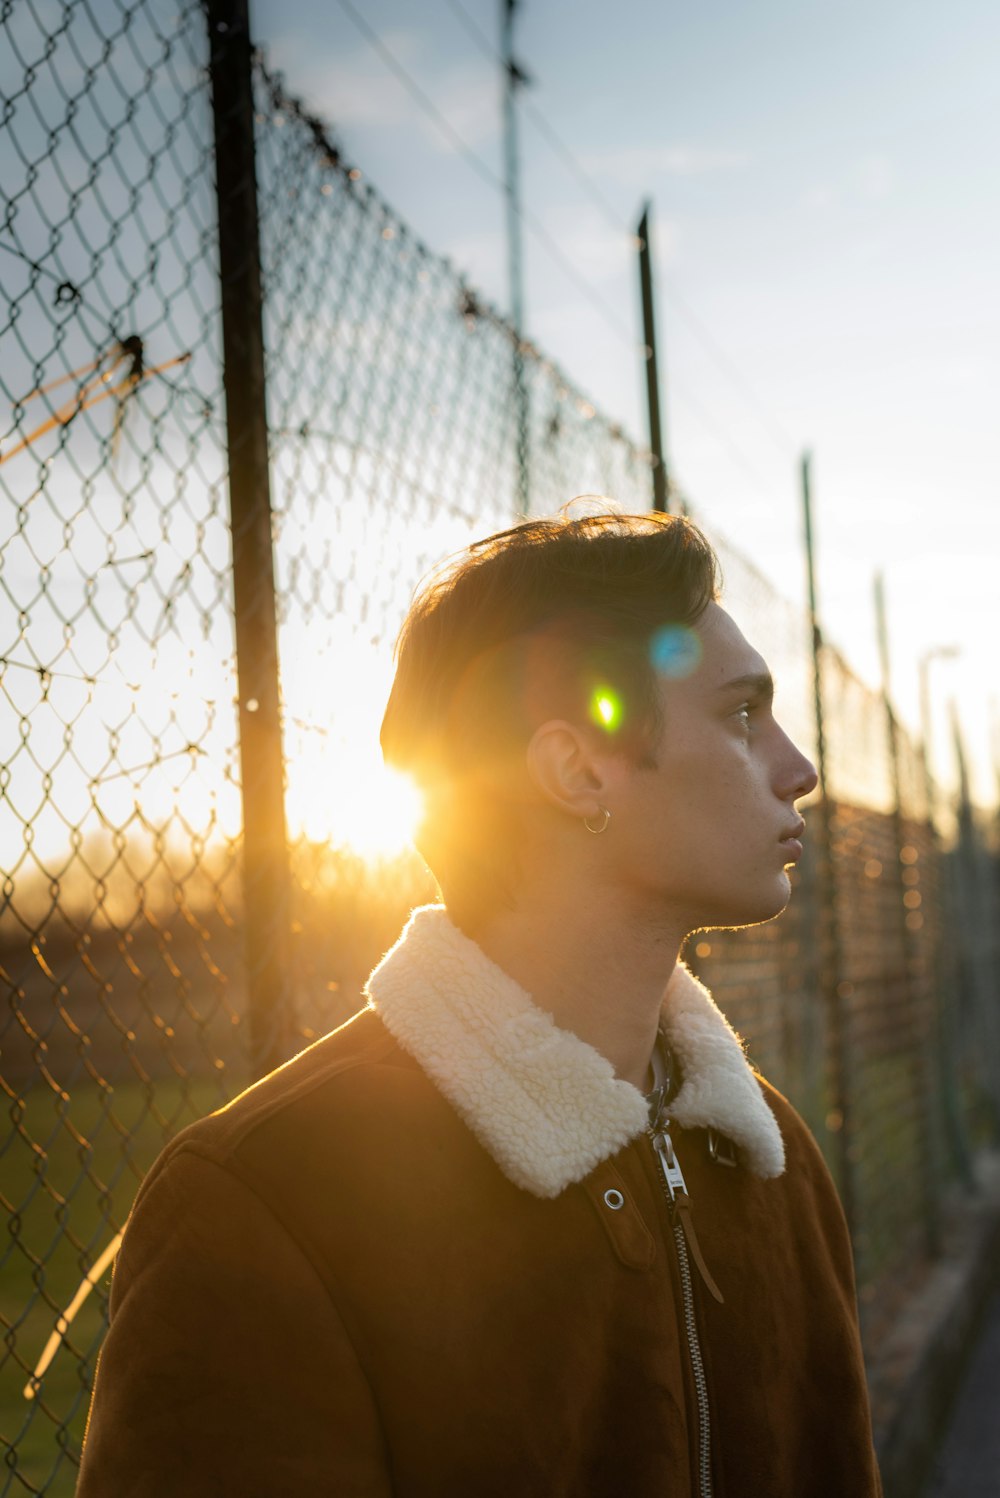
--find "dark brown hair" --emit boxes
[381,510,720,924]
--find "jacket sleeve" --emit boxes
[76,1143,392,1498]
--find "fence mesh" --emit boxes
[0,5,242,1492]
[2,4,998,1493]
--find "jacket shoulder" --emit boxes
[152,1007,412,1180]
[755,1074,832,1165]
[752,1072,857,1251]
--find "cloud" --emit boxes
[444,206,660,334]
[540,203,659,283]
[801,185,836,212]
[271,29,499,154]
[424,60,500,153]
[856,154,893,201]
[442,228,506,297]
[280,29,416,129]
[578,143,748,188]
[801,155,894,212]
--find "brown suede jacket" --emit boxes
[78,907,882,1497]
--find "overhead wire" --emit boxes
[441,0,797,463]
[441,0,625,229]
[331,0,634,349]
[657,290,797,456]
[329,0,792,511]
[670,387,777,500]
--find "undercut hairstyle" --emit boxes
[381,510,720,929]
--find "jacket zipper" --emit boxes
[649,1127,714,1498]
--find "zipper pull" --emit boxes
[651,1130,725,1306]
[651,1128,687,1198]
[672,1194,724,1305]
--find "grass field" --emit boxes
[2,1073,229,1496]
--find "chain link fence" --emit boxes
[1,5,245,1493]
[2,2,998,1492]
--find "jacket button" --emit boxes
[603,1188,625,1211]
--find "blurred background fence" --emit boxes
[1,1,998,1492]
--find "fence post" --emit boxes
[874,573,941,1255]
[501,0,530,516]
[951,706,1000,1136]
[636,203,669,513]
[801,454,855,1240]
[207,0,296,1077]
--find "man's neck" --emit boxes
[459,890,685,1090]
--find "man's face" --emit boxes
[605,601,818,933]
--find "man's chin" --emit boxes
[691,883,792,934]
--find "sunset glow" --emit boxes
[286,751,423,860]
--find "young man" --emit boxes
[78,512,882,1496]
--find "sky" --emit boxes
[251,0,1000,806]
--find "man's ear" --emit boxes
[525,719,607,820]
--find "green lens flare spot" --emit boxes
[650,624,702,680]
[590,687,623,732]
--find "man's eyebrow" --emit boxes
[716,672,774,698]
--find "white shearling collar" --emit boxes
[366,905,784,1198]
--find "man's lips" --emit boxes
[779,819,806,862]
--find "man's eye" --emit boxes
[734,705,752,729]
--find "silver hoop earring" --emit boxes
[583,807,611,835]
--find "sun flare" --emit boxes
[287,753,424,861]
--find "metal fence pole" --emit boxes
[501,0,530,516]
[951,707,1000,1136]
[801,454,855,1238]
[636,203,669,514]
[207,0,296,1077]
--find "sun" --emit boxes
[285,746,424,861]
[275,625,428,861]
[328,761,424,860]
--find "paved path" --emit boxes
[924,1286,1000,1496]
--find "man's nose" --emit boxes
[780,732,819,799]
[796,754,820,798]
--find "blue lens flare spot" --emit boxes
[589,687,623,732]
[650,624,702,680]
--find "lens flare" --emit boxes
[650,624,702,680]
[590,686,623,732]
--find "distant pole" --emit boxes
[919,645,961,822]
[207,0,297,1077]
[801,454,854,1238]
[951,704,1000,1133]
[501,0,530,516]
[637,202,668,513]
